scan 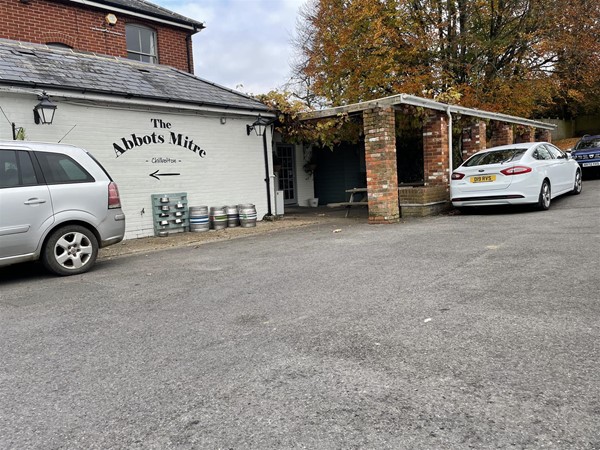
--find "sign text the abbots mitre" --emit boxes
[112,118,207,158]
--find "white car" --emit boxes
[451,142,582,211]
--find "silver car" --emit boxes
[0,141,125,275]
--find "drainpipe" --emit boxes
[446,106,453,180]
[186,32,193,74]
[262,125,273,216]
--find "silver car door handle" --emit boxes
[24,198,47,205]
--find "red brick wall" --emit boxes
[461,122,487,159]
[0,0,194,73]
[363,107,400,224]
[515,126,535,143]
[423,111,450,188]
[152,22,193,72]
[398,186,449,217]
[539,129,552,143]
[490,122,514,147]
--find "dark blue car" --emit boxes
[571,135,600,170]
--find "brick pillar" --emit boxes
[461,121,487,159]
[363,107,400,224]
[490,122,513,147]
[539,129,552,143]
[423,111,450,187]
[515,126,535,143]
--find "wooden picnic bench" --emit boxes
[327,184,429,217]
[327,188,368,217]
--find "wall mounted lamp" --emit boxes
[10,92,57,140]
[246,114,273,137]
[33,91,57,125]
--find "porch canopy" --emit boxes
[299,94,556,224]
[300,93,554,129]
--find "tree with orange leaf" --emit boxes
[292,0,600,118]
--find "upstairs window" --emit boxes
[126,24,157,63]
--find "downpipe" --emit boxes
[262,125,273,217]
[446,106,453,182]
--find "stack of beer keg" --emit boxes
[189,204,256,232]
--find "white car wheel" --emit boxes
[537,180,551,210]
[571,170,582,195]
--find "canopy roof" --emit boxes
[300,94,555,130]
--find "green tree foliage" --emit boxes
[293,0,600,118]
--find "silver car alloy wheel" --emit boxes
[53,230,94,270]
[574,170,582,194]
[541,181,551,209]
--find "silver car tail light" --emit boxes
[108,182,121,209]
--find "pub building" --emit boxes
[0,0,310,239]
[1,0,557,232]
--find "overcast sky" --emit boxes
[154,0,306,95]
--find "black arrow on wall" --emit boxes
[149,170,181,180]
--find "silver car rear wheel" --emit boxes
[42,225,98,276]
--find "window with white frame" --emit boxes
[126,24,157,63]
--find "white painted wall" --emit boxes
[1,92,273,239]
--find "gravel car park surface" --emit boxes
[98,208,328,259]
[1,180,599,449]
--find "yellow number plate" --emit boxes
[470,175,496,183]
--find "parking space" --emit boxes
[0,179,598,448]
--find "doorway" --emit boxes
[276,144,297,204]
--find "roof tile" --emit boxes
[0,40,269,113]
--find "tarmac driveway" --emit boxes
[1,179,599,449]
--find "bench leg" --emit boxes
[345,192,356,218]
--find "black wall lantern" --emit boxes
[33,91,57,125]
[246,114,271,137]
[10,91,57,140]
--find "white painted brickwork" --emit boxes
[2,93,270,239]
